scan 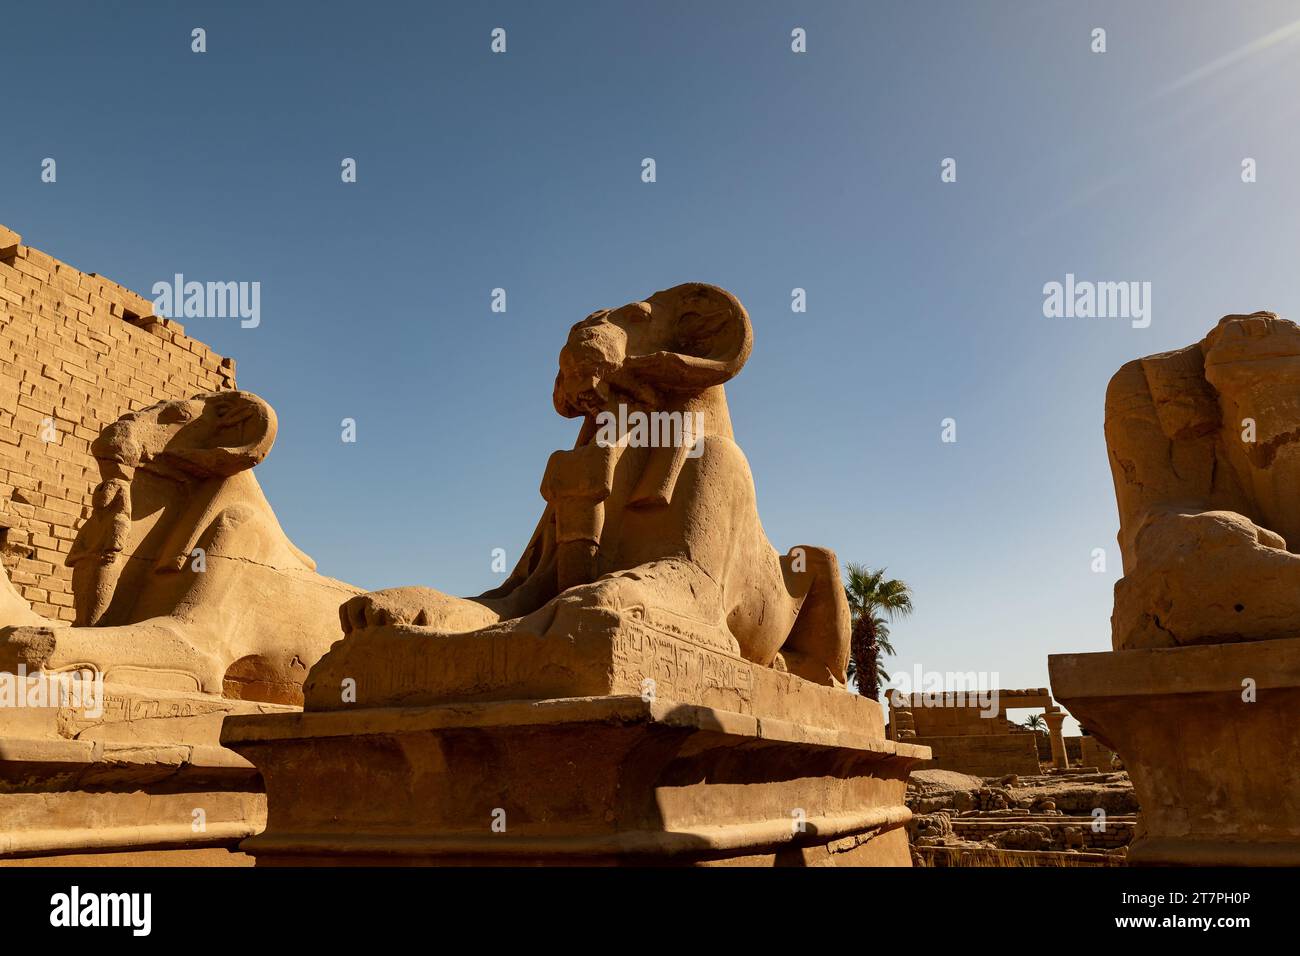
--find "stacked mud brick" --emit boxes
[0,224,235,618]
[889,691,1046,776]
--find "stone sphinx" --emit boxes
[309,281,851,704]
[0,390,359,704]
[1106,311,1300,649]
[1051,311,1300,865]
[224,284,926,867]
[0,565,45,628]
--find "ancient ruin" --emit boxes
[0,391,360,702]
[222,283,929,865]
[0,227,354,863]
[3,222,1282,871]
[1106,312,1300,649]
[313,283,851,691]
[907,768,1136,866]
[0,258,927,866]
[0,225,233,614]
[1051,312,1300,865]
[885,685,1133,865]
[887,687,1070,776]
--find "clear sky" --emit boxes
[5,1,1300,726]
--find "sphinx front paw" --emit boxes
[1117,510,1300,648]
[339,588,497,635]
[553,575,652,618]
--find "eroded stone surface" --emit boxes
[906,770,1137,866]
[0,233,318,864]
[1051,637,1300,865]
[1051,321,1300,865]
[320,283,851,699]
[1107,312,1300,649]
[225,284,923,867]
[0,391,360,703]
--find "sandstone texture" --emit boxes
[0,228,354,864]
[224,284,927,867]
[888,688,1069,776]
[1107,312,1300,649]
[0,224,234,617]
[0,392,360,703]
[1051,312,1300,866]
[1051,636,1300,865]
[315,283,851,696]
[907,769,1137,866]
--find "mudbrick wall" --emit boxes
[911,733,1044,777]
[0,224,235,618]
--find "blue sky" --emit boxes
[5,1,1300,723]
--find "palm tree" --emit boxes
[1023,713,1047,734]
[843,564,913,699]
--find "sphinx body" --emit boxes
[326,283,851,687]
[1107,311,1300,649]
[0,391,360,703]
[0,564,44,628]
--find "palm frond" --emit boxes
[841,564,913,700]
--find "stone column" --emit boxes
[1044,709,1068,769]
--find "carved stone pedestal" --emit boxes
[222,621,928,866]
[0,680,292,865]
[1050,636,1300,866]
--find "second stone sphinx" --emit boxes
[0,390,360,703]
[1106,311,1300,648]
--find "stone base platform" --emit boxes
[1050,636,1300,866]
[0,680,292,865]
[224,694,928,866]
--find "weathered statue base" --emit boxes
[223,624,929,866]
[0,680,291,865]
[1050,636,1300,866]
